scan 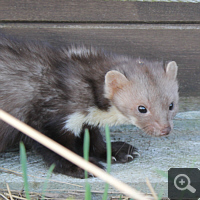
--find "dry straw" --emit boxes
[0,109,151,200]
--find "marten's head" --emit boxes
[104,60,179,137]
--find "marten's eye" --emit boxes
[138,106,147,114]
[169,102,174,110]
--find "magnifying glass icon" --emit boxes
[174,174,196,193]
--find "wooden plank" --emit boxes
[0,23,200,97]
[0,1,200,23]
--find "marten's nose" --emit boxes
[161,126,171,135]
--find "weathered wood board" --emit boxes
[1,0,200,22]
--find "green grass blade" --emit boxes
[84,128,90,179]
[105,125,112,173]
[102,124,112,200]
[155,169,168,179]
[84,128,91,200]
[85,182,92,200]
[41,164,55,200]
[20,142,30,200]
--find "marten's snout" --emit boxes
[161,126,171,136]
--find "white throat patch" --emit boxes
[63,106,131,136]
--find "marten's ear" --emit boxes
[165,61,178,80]
[104,70,129,99]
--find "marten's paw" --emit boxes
[89,157,105,170]
[53,157,104,178]
[111,142,139,163]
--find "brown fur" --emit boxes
[0,35,179,177]
[105,60,179,136]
